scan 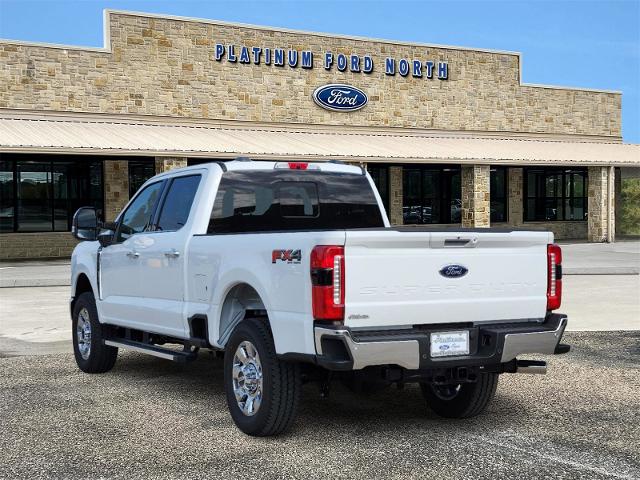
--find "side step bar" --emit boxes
[104,339,198,363]
[515,359,547,374]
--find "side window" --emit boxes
[116,181,164,242]
[156,175,202,232]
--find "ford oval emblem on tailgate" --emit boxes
[439,264,468,278]
[312,84,368,112]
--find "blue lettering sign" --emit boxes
[313,84,368,112]
[412,60,422,77]
[252,47,262,64]
[425,61,434,78]
[215,43,225,61]
[398,59,409,77]
[288,50,298,67]
[239,46,250,64]
[324,52,333,70]
[350,55,360,72]
[264,48,271,65]
[228,45,237,62]
[438,62,448,79]
[385,58,395,75]
[274,49,284,66]
[363,55,373,73]
[337,54,347,71]
[301,51,313,69]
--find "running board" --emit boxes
[104,339,198,363]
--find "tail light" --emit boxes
[546,244,562,311]
[310,245,345,322]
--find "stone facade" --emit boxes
[0,232,79,260]
[461,165,490,227]
[104,160,129,222]
[0,11,621,138]
[587,166,615,242]
[155,156,188,173]
[388,166,404,225]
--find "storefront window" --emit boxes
[402,166,461,224]
[490,167,508,223]
[0,155,104,232]
[128,160,156,198]
[524,168,588,221]
[0,161,14,232]
[367,165,389,213]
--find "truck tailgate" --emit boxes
[343,229,552,328]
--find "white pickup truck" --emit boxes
[70,159,570,436]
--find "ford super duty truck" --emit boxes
[70,159,570,436]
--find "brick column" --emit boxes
[588,166,615,242]
[461,165,490,228]
[507,167,524,226]
[388,166,404,225]
[155,156,188,173]
[104,160,129,222]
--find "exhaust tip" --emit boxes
[516,359,547,375]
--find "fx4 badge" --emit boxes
[272,249,302,264]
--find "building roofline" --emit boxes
[0,9,623,95]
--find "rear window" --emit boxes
[208,170,384,233]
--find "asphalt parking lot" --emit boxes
[1,332,639,480]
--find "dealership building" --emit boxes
[0,10,639,259]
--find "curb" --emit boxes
[0,280,71,288]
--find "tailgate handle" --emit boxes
[444,237,478,247]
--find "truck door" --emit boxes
[131,174,202,338]
[99,180,165,329]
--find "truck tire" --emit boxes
[224,317,301,436]
[72,292,118,374]
[420,373,498,419]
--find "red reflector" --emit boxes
[288,162,308,170]
[310,245,345,322]
[547,244,562,311]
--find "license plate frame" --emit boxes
[430,330,470,358]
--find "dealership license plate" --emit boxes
[430,331,470,358]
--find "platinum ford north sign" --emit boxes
[313,84,368,112]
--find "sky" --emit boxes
[0,0,638,142]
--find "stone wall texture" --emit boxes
[0,232,79,259]
[104,160,129,222]
[0,12,621,137]
[461,165,490,227]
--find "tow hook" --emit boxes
[515,359,547,374]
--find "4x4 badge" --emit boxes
[272,249,302,264]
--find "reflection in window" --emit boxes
[490,167,508,223]
[402,166,461,224]
[0,156,104,233]
[524,168,588,221]
[156,175,201,232]
[117,181,164,242]
[128,160,156,198]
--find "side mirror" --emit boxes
[97,222,118,248]
[72,207,99,241]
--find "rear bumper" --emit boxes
[313,313,568,371]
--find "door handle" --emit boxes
[126,250,140,259]
[164,249,180,258]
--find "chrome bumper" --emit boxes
[314,315,568,371]
[314,327,420,370]
[501,315,567,362]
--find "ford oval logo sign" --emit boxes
[312,84,368,112]
[439,264,469,279]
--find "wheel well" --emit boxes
[71,274,93,314]
[218,283,267,346]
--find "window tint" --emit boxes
[524,168,587,222]
[208,171,383,233]
[157,175,201,231]
[402,166,460,224]
[490,167,508,223]
[117,181,164,241]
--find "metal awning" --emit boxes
[1,112,638,166]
